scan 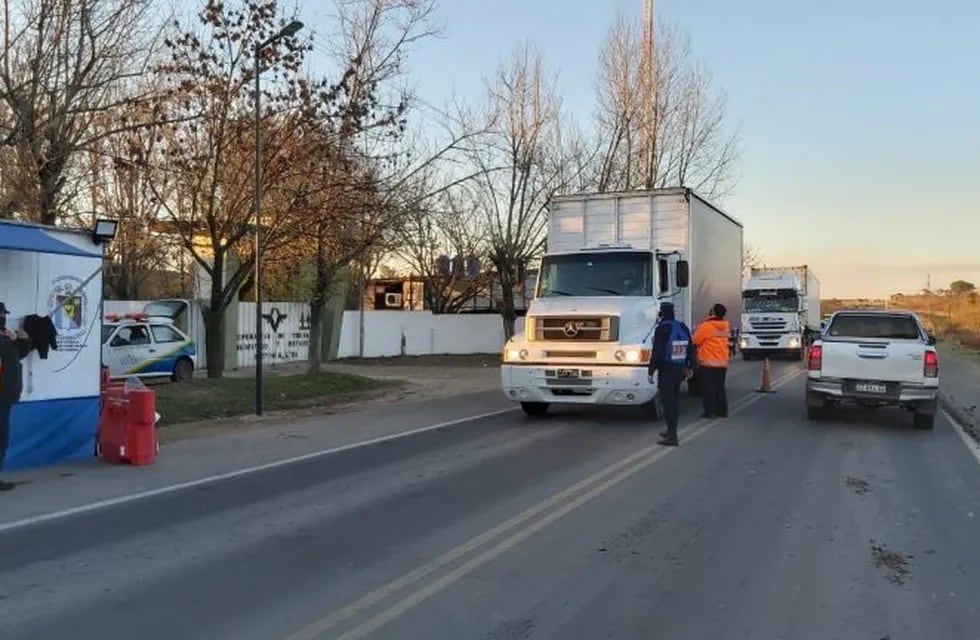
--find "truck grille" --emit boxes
[750,319,788,331]
[531,317,618,342]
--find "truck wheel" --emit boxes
[521,402,549,417]
[913,409,935,430]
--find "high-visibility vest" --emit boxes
[693,317,731,367]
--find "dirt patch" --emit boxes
[845,476,871,495]
[870,540,912,585]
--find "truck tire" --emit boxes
[521,401,549,417]
[913,409,936,430]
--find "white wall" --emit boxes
[104,300,513,364]
[337,311,506,358]
[236,302,312,368]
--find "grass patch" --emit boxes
[154,371,398,425]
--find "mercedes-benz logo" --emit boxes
[562,321,581,337]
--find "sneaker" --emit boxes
[658,436,679,447]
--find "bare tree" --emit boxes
[90,106,180,299]
[742,241,762,280]
[395,184,490,313]
[149,0,326,377]
[593,11,739,200]
[467,45,588,338]
[0,0,164,223]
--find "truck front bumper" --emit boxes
[740,332,803,357]
[501,364,656,405]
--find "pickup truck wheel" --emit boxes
[521,401,549,417]
[806,405,827,421]
[913,410,935,430]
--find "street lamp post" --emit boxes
[254,19,304,416]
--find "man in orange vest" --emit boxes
[692,303,731,419]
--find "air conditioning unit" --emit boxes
[385,293,403,308]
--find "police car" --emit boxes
[101,313,197,382]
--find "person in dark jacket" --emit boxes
[647,302,695,446]
[0,302,30,488]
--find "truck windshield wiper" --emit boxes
[544,290,574,296]
[586,287,623,296]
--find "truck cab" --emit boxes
[740,274,806,360]
[501,246,689,416]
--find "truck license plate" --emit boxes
[855,382,887,394]
[557,368,579,379]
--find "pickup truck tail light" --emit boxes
[807,344,822,371]
[924,350,939,378]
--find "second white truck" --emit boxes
[501,188,743,416]
[739,265,821,360]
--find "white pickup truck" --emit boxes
[806,310,939,429]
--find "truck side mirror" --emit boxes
[927,333,936,346]
[676,260,690,288]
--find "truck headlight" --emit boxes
[504,347,529,362]
[788,337,800,348]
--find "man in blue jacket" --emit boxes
[646,302,695,446]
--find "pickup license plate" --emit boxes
[556,368,579,379]
[855,382,888,394]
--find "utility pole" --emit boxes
[642,0,656,188]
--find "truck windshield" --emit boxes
[828,314,922,340]
[537,251,653,297]
[743,289,798,313]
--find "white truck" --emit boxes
[739,265,821,361]
[501,187,744,416]
[806,309,939,429]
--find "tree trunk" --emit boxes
[204,254,226,378]
[500,272,517,339]
[307,228,329,373]
[204,306,225,378]
[307,302,324,373]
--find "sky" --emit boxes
[291,0,980,298]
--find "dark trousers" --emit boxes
[658,366,685,435]
[0,403,11,471]
[700,366,729,417]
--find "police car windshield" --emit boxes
[537,251,653,297]
[101,325,114,344]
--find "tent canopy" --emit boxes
[0,221,101,258]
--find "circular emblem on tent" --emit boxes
[562,321,581,338]
[48,275,89,351]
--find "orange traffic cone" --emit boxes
[757,357,773,393]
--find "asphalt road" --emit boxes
[2,360,980,640]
